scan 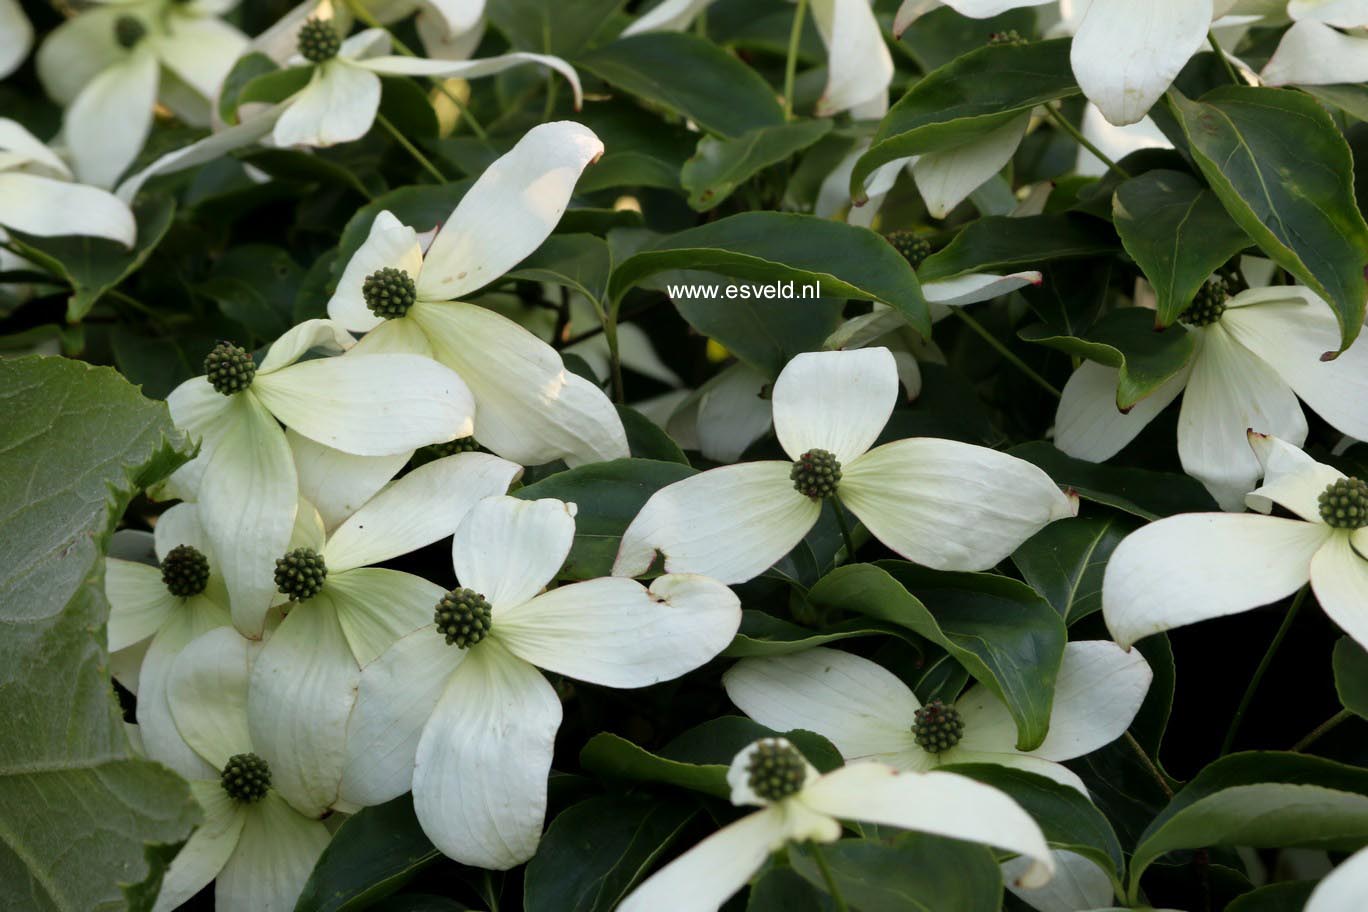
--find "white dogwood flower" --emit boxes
[1104,433,1368,650]
[1308,845,1368,912]
[163,318,475,637]
[247,451,521,817]
[0,119,136,245]
[150,628,331,912]
[36,0,249,186]
[339,495,742,868]
[327,121,629,467]
[1055,283,1368,511]
[0,0,31,79]
[366,0,487,59]
[618,737,1056,912]
[614,347,1076,585]
[1262,19,1368,86]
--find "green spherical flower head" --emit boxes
[885,230,933,269]
[1318,477,1368,530]
[431,436,482,457]
[204,342,256,396]
[1182,276,1229,328]
[988,30,1029,47]
[746,739,808,802]
[298,17,341,63]
[274,548,327,601]
[435,587,492,648]
[114,15,146,49]
[913,700,965,754]
[220,753,271,803]
[791,449,842,499]
[362,267,417,319]
[160,544,210,598]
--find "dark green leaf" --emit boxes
[237,65,314,108]
[1333,637,1368,719]
[789,834,1002,912]
[1170,86,1368,351]
[1011,514,1136,624]
[919,214,1115,283]
[682,120,832,211]
[616,405,690,465]
[235,148,374,199]
[508,233,612,306]
[746,867,832,912]
[218,52,279,124]
[379,76,440,140]
[1225,881,1318,912]
[1008,441,1221,520]
[195,244,303,341]
[672,279,844,379]
[723,610,915,658]
[296,797,440,912]
[488,0,623,56]
[897,7,1040,72]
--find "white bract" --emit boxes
[1104,433,1368,650]
[163,319,475,637]
[0,119,136,245]
[1307,844,1368,912]
[339,495,742,868]
[1262,19,1368,86]
[247,452,522,817]
[617,737,1056,912]
[614,347,1076,585]
[151,628,331,912]
[0,0,32,79]
[367,0,487,60]
[106,504,231,780]
[327,121,629,467]
[1055,283,1368,510]
[36,0,249,186]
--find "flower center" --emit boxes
[885,231,933,270]
[274,548,327,601]
[791,449,842,499]
[114,16,146,49]
[434,587,492,648]
[430,436,482,457]
[746,739,808,802]
[160,544,210,598]
[220,752,271,803]
[988,30,1029,47]
[1319,477,1368,530]
[297,17,341,63]
[1182,276,1229,328]
[203,342,256,396]
[913,700,964,754]
[362,267,418,319]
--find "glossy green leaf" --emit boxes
[488,0,623,56]
[1011,514,1136,624]
[1225,881,1317,912]
[722,610,915,658]
[235,148,375,199]
[746,867,832,912]
[579,33,785,138]
[0,357,199,912]
[1333,637,1368,719]
[609,212,931,337]
[617,404,690,465]
[524,795,696,912]
[1112,170,1251,327]
[789,834,1002,912]
[295,797,440,912]
[1170,86,1368,351]
[1021,307,1195,409]
[507,233,612,307]
[237,65,313,108]
[808,562,1066,751]
[851,39,1077,197]
[514,459,696,579]
[681,120,832,211]
[918,214,1115,283]
[1009,441,1220,520]
[898,7,1040,72]
[218,51,279,124]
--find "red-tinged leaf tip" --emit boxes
[852,195,869,207]
[1321,349,1339,362]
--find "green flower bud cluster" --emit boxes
[274,548,327,601]
[161,544,210,598]
[885,231,934,269]
[298,17,341,63]
[1319,477,1368,530]
[221,752,271,803]
[114,16,147,49]
[430,436,483,457]
[988,30,1029,47]
[435,587,493,648]
[746,739,808,802]
[913,700,965,754]
[362,267,418,319]
[204,342,257,395]
[791,449,842,499]
[1182,276,1230,328]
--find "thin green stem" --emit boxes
[377,113,447,182]
[601,300,625,403]
[1293,708,1353,753]
[1044,104,1130,179]
[1208,32,1241,85]
[950,306,1061,399]
[1125,732,1174,800]
[783,0,809,120]
[810,844,850,912]
[1221,585,1310,756]
[831,495,857,564]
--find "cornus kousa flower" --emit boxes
[1263,18,1368,87]
[1055,280,1368,511]
[1105,433,1368,651]
[366,0,487,60]
[163,318,474,637]
[105,503,230,780]
[617,737,1056,912]
[35,0,248,187]
[247,451,521,817]
[339,496,742,868]
[151,628,331,912]
[1307,845,1368,912]
[614,347,1076,585]
[0,0,31,79]
[327,121,629,467]
[0,119,136,245]
[266,20,581,149]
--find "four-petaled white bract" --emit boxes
[614,346,1077,584]
[339,495,742,868]
[617,737,1056,912]
[1104,433,1368,651]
